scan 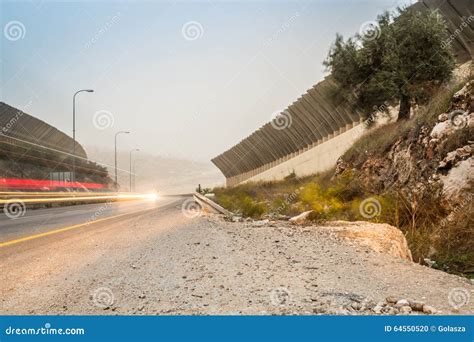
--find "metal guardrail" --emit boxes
[193,192,233,218]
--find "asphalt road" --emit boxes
[0,196,179,244]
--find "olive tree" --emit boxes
[324,7,455,121]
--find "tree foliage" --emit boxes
[324,7,455,121]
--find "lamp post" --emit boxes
[72,89,94,183]
[132,158,139,192]
[129,148,139,192]
[114,131,130,187]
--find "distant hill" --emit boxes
[85,146,225,194]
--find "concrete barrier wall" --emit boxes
[240,122,365,185]
[213,0,474,187]
[225,121,364,186]
[213,75,364,185]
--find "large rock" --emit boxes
[289,210,314,224]
[409,300,425,312]
[422,305,437,314]
[452,80,473,104]
[469,112,474,127]
[430,111,472,139]
[320,221,413,261]
[438,113,449,122]
[430,120,455,139]
[440,157,473,200]
[438,150,458,169]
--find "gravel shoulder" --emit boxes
[1,199,472,315]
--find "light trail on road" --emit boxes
[0,192,159,204]
[0,191,130,197]
[0,195,181,246]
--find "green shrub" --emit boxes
[239,196,266,218]
[326,170,365,201]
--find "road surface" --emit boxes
[0,197,472,315]
[0,196,176,244]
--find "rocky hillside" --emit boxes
[213,73,473,276]
[337,80,473,207]
[334,76,473,274]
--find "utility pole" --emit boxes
[72,89,94,184]
[129,148,139,192]
[114,130,130,187]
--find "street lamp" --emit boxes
[132,158,140,192]
[72,89,94,183]
[114,130,130,187]
[129,148,139,192]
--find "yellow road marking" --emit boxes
[0,193,158,204]
[0,208,155,248]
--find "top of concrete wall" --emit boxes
[212,77,362,178]
[0,102,87,159]
[414,0,473,62]
[211,0,474,179]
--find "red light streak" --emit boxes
[0,178,105,190]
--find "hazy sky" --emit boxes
[1,0,414,164]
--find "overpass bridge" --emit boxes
[0,102,111,190]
